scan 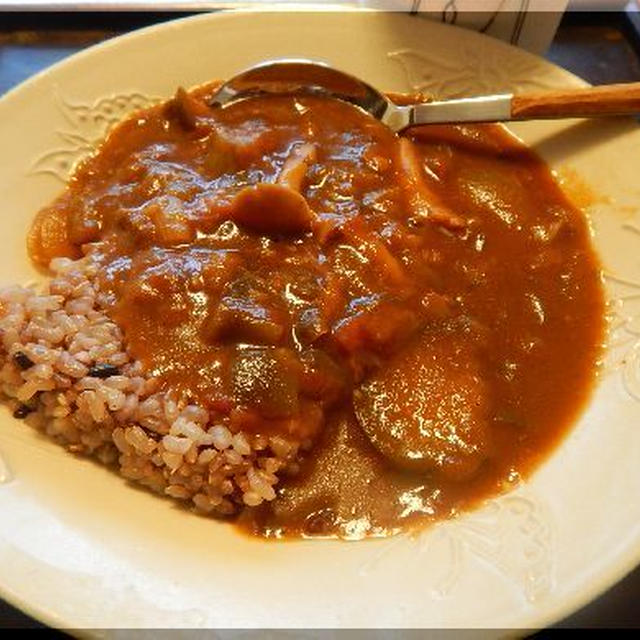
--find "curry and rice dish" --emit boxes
[0,84,604,539]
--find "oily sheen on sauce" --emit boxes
[28,85,604,539]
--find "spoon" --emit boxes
[209,58,640,132]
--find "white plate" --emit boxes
[1,9,640,631]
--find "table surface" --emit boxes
[1,8,639,633]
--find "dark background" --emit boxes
[1,7,639,633]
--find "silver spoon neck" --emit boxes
[400,94,514,129]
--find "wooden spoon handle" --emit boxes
[511,82,640,119]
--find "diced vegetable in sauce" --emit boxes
[203,274,286,345]
[231,347,300,419]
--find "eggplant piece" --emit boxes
[204,297,284,345]
[299,348,350,405]
[230,347,300,419]
[202,274,286,345]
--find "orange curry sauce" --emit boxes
[29,85,604,538]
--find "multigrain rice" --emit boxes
[0,254,301,516]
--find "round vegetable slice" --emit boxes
[353,332,490,480]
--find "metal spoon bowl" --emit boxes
[209,58,640,132]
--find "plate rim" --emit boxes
[0,7,638,632]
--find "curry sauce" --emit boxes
[28,86,604,538]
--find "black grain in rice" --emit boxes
[88,363,120,378]
[13,403,34,419]
[13,351,34,370]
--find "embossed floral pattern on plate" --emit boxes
[29,91,161,182]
